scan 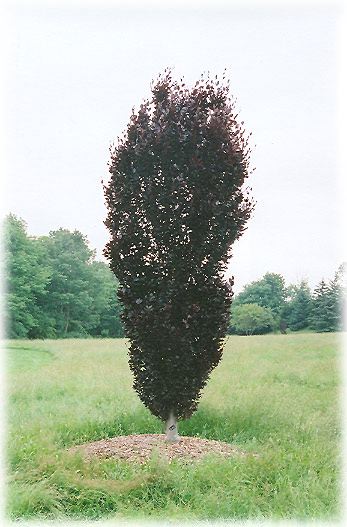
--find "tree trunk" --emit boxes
[165,411,179,442]
[64,306,70,336]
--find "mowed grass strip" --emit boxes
[6,333,341,520]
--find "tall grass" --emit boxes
[6,333,341,520]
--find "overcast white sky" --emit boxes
[2,3,345,292]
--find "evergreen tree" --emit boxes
[326,265,345,331]
[310,279,335,332]
[284,281,312,331]
[104,69,254,439]
[310,267,345,332]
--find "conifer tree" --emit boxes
[310,280,329,332]
[286,281,312,331]
[326,265,345,331]
[310,276,342,332]
[104,70,254,439]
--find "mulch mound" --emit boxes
[68,434,252,464]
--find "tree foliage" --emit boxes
[282,281,312,331]
[104,70,254,421]
[233,273,287,318]
[87,261,124,338]
[4,215,51,338]
[310,267,345,332]
[4,214,124,339]
[230,303,275,335]
[231,268,345,334]
[40,229,97,337]
[5,212,343,341]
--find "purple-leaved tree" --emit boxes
[104,70,254,440]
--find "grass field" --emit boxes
[6,333,342,521]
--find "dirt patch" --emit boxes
[68,434,253,464]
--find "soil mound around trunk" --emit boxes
[68,434,253,464]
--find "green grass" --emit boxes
[5,333,342,521]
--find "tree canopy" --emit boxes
[233,273,287,317]
[104,70,254,423]
[4,214,344,341]
[309,267,345,333]
[4,214,124,339]
[231,269,345,334]
[230,303,275,335]
[282,281,312,331]
[4,214,51,338]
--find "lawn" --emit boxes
[6,333,342,521]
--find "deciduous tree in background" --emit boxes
[40,229,96,337]
[104,70,254,440]
[233,272,287,318]
[4,215,124,339]
[4,214,51,338]
[230,303,275,335]
[88,261,124,338]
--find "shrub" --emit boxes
[230,303,274,335]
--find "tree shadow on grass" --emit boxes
[180,405,286,444]
[58,404,285,449]
[57,408,162,448]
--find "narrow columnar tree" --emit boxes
[104,70,254,440]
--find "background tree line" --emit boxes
[3,214,345,339]
[229,269,345,335]
[4,214,124,339]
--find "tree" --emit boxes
[4,215,125,339]
[310,267,345,332]
[309,280,332,332]
[3,214,51,338]
[40,229,97,337]
[283,281,312,331]
[327,264,345,331]
[88,261,124,338]
[233,273,287,318]
[104,70,253,440]
[230,303,275,335]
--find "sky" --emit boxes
[2,2,346,293]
